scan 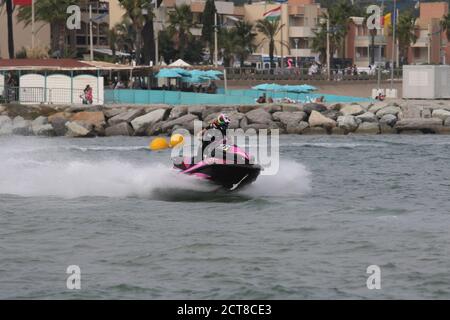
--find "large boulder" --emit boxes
[237,105,259,113]
[303,103,327,115]
[340,104,365,116]
[187,105,205,118]
[356,112,377,123]
[355,122,380,134]
[272,111,306,124]
[12,116,32,135]
[202,106,228,120]
[380,123,397,134]
[337,115,358,132]
[48,112,72,136]
[245,108,272,125]
[421,108,432,119]
[31,116,54,136]
[263,104,282,113]
[395,118,443,133]
[240,116,279,131]
[308,110,336,128]
[33,124,55,136]
[169,106,188,119]
[131,108,168,135]
[105,122,135,136]
[321,109,341,121]
[281,104,303,112]
[108,108,145,126]
[286,121,309,134]
[161,114,198,133]
[65,121,95,137]
[103,108,124,119]
[368,102,388,114]
[445,117,450,127]
[0,115,13,135]
[379,114,397,127]
[376,106,401,118]
[432,109,450,121]
[71,111,106,133]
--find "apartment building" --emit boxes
[244,0,324,65]
[408,1,449,65]
[346,17,389,68]
[346,1,450,68]
[0,0,124,59]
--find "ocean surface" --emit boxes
[0,134,449,299]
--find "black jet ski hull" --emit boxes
[180,163,262,191]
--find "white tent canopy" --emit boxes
[169,59,191,67]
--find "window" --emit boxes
[356,47,368,59]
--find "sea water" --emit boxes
[0,135,449,299]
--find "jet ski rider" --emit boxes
[199,113,231,157]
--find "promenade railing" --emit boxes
[0,86,103,105]
[224,67,403,82]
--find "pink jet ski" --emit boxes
[173,141,262,191]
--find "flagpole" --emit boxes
[31,0,35,49]
[390,0,396,90]
[89,4,94,61]
[280,5,284,70]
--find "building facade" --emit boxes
[0,0,125,59]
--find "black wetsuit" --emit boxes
[201,124,228,157]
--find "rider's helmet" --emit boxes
[216,114,230,128]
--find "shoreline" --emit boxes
[1,100,450,137]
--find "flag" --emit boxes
[383,12,392,32]
[263,6,281,21]
[415,1,420,10]
[13,0,32,5]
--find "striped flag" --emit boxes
[263,6,281,21]
[13,0,32,5]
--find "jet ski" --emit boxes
[173,141,262,191]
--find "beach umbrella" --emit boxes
[181,75,208,83]
[155,69,182,78]
[205,70,223,77]
[170,68,191,77]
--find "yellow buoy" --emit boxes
[149,137,169,151]
[170,134,185,148]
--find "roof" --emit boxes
[0,59,91,69]
[0,58,146,72]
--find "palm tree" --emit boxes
[219,28,238,67]
[118,0,154,64]
[167,4,194,60]
[311,0,359,64]
[234,20,257,67]
[393,11,417,65]
[109,19,137,59]
[4,0,15,58]
[255,18,287,67]
[441,13,450,41]
[17,0,77,57]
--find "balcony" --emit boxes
[290,49,314,57]
[190,27,202,37]
[412,37,429,48]
[289,26,314,38]
[354,35,387,47]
